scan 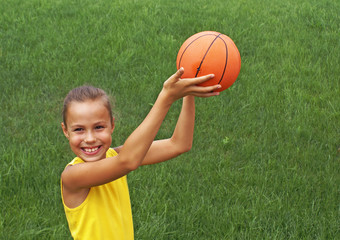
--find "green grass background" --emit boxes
[1,0,339,239]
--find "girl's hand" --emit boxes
[162,68,221,103]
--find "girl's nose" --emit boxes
[84,131,96,143]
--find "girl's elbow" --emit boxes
[178,142,192,154]
[185,144,193,153]
[128,161,140,171]
[171,138,193,155]
[119,155,141,171]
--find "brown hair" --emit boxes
[62,86,113,128]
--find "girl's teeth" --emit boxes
[85,147,98,152]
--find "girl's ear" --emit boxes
[61,122,69,139]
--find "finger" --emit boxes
[184,74,215,85]
[188,84,221,93]
[191,91,220,98]
[164,68,185,88]
[173,67,185,79]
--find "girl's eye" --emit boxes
[95,126,104,130]
[74,128,83,132]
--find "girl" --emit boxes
[60,68,220,239]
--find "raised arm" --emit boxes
[138,95,196,165]
[62,68,220,190]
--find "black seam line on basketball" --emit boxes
[195,34,222,77]
[219,36,228,85]
[178,33,220,69]
[195,33,228,84]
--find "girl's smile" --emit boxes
[82,146,102,154]
[61,99,114,162]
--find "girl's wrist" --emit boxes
[158,89,176,107]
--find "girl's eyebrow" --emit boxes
[70,121,108,128]
[95,120,107,124]
[94,121,108,125]
[69,124,84,129]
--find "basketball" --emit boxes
[176,31,241,92]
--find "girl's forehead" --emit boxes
[69,98,104,108]
[67,99,111,122]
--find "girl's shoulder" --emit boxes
[106,148,118,158]
[67,157,84,167]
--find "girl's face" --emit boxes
[61,99,114,162]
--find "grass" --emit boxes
[1,0,339,239]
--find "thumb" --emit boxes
[166,67,185,85]
[173,67,184,79]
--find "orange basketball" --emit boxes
[176,31,241,92]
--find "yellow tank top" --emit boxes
[61,148,134,240]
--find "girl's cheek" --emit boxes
[70,135,83,145]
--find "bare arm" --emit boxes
[62,69,220,190]
[138,95,196,165]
